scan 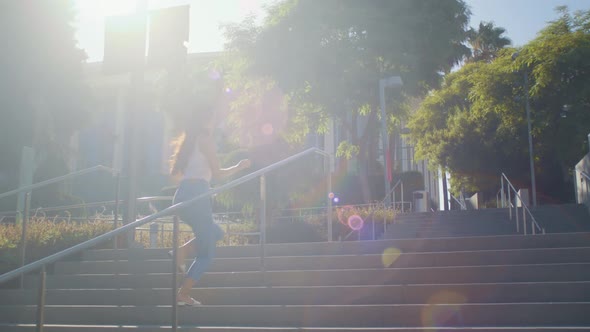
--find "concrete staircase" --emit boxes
[381,204,590,239]
[1,207,590,331]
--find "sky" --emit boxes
[73,0,590,62]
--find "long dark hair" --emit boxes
[166,70,226,176]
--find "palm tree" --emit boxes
[466,21,511,63]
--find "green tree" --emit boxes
[466,21,511,63]
[223,0,471,201]
[0,1,89,205]
[408,7,590,203]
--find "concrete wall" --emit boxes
[575,153,590,205]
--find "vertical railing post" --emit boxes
[113,173,120,249]
[36,265,46,332]
[226,216,231,246]
[19,192,31,289]
[501,177,505,207]
[508,187,512,217]
[260,175,267,271]
[171,216,179,332]
[383,203,387,232]
[514,195,526,235]
[372,207,376,241]
[522,207,527,235]
[392,189,396,211]
[524,206,529,235]
[326,157,333,242]
[401,181,404,213]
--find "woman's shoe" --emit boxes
[177,296,201,306]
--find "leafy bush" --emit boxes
[134,220,260,248]
[0,217,115,276]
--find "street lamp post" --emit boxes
[379,76,403,206]
[512,52,537,207]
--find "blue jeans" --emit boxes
[173,179,224,282]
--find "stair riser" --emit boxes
[2,303,590,326]
[3,326,590,332]
[82,233,590,261]
[23,264,590,289]
[3,283,590,306]
[55,247,590,274]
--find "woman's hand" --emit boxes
[237,159,252,171]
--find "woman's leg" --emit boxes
[176,237,197,269]
[177,222,222,301]
[172,182,199,272]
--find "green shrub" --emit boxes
[0,217,114,275]
[134,220,260,248]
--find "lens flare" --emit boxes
[421,291,466,327]
[328,192,334,199]
[261,123,274,136]
[337,205,355,225]
[382,247,402,267]
[348,215,364,231]
[333,197,339,203]
[208,69,221,80]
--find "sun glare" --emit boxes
[75,0,138,18]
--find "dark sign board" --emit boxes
[148,5,190,68]
[103,14,147,75]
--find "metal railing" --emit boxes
[499,173,544,235]
[0,195,168,221]
[0,165,119,288]
[0,165,116,201]
[135,210,260,248]
[339,179,409,241]
[450,194,467,210]
[389,179,409,213]
[0,147,332,332]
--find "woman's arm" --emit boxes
[199,135,251,180]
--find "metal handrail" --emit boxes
[0,147,331,284]
[450,194,467,210]
[339,181,406,242]
[389,179,410,212]
[0,164,121,289]
[500,173,544,235]
[0,165,116,200]
[4,196,172,216]
[496,188,514,208]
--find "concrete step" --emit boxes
[24,263,590,289]
[532,204,590,233]
[2,303,590,326]
[392,209,512,221]
[383,225,514,231]
[390,217,513,224]
[3,324,590,332]
[81,232,590,261]
[54,247,590,274]
[383,229,516,239]
[3,281,590,306]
